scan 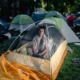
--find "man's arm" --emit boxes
[32,43,36,54]
[39,48,48,56]
[39,39,48,56]
[32,36,37,54]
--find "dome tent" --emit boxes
[6,17,80,80]
[9,14,34,32]
[31,11,47,22]
[0,19,9,34]
[45,11,65,20]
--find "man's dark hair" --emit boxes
[39,25,46,31]
[38,25,46,36]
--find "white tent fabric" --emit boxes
[9,23,35,32]
[9,24,29,32]
[3,32,12,38]
[61,19,80,43]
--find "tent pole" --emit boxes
[46,24,52,79]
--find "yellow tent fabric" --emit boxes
[0,54,50,80]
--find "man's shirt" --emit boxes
[32,35,48,54]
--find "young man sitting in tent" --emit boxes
[32,26,49,59]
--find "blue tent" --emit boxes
[0,19,9,28]
[31,11,47,22]
[0,19,9,34]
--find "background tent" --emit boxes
[66,15,76,21]
[73,17,80,32]
[31,10,47,22]
[76,12,80,17]
[66,14,76,28]
[0,19,9,34]
[9,14,34,32]
[45,11,65,20]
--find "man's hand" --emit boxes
[38,53,43,57]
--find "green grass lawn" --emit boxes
[56,43,80,80]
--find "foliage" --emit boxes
[43,0,80,14]
[0,0,80,20]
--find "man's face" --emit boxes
[39,28,45,36]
